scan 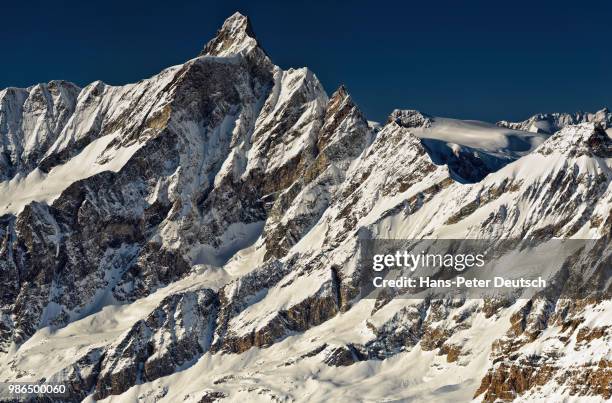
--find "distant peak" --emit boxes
[333,84,349,98]
[387,109,432,128]
[496,107,611,133]
[535,123,612,159]
[200,12,260,57]
[328,84,351,105]
[224,12,256,38]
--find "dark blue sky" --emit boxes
[1,0,610,122]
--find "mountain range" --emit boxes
[0,12,610,403]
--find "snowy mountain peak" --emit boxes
[330,84,349,100]
[387,109,432,128]
[199,12,260,57]
[325,85,354,113]
[316,84,370,155]
[535,122,612,158]
[497,107,612,134]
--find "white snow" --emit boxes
[0,265,231,380]
[0,133,142,215]
[412,117,548,158]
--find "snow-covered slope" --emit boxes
[0,12,610,403]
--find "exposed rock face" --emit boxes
[322,343,367,366]
[535,123,612,158]
[263,85,372,259]
[475,300,612,402]
[200,12,260,57]
[45,347,105,402]
[0,81,80,179]
[0,12,611,403]
[94,289,218,400]
[387,109,432,128]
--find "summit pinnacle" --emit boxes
[200,12,260,57]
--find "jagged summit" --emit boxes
[324,84,354,114]
[199,12,261,57]
[315,84,370,158]
[535,122,612,158]
[497,107,612,134]
[330,84,349,100]
[387,109,432,128]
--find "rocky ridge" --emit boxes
[497,108,611,134]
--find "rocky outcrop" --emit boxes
[322,344,367,366]
[475,297,612,401]
[0,81,80,179]
[387,109,432,128]
[94,289,218,400]
[218,265,341,353]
